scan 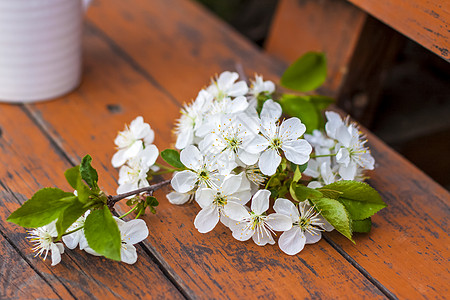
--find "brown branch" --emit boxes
[107,179,171,209]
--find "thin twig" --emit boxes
[107,179,171,206]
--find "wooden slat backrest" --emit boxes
[348,0,450,61]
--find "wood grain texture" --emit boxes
[0,233,61,299]
[83,0,450,297]
[265,0,368,96]
[347,0,450,61]
[22,23,387,299]
[0,104,183,299]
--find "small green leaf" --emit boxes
[279,95,320,133]
[80,155,99,190]
[310,197,353,242]
[64,166,80,190]
[352,218,372,233]
[55,197,88,238]
[321,181,386,220]
[280,52,327,92]
[7,188,75,228]
[160,149,184,169]
[293,165,302,182]
[84,206,121,261]
[290,182,323,202]
[146,196,159,207]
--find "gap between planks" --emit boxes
[15,18,400,298]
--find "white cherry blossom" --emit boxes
[207,71,248,101]
[199,113,260,174]
[170,145,221,194]
[194,174,251,233]
[247,100,312,176]
[274,199,333,255]
[27,222,64,266]
[112,116,155,168]
[225,189,292,246]
[175,90,213,150]
[117,145,159,195]
[250,74,275,99]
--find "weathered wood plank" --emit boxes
[0,104,184,299]
[0,232,62,299]
[23,16,388,300]
[83,0,450,298]
[347,0,450,61]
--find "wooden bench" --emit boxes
[0,0,448,298]
[266,0,450,126]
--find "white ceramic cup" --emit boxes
[0,0,90,103]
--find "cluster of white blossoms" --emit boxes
[167,71,336,255]
[112,116,159,195]
[304,111,375,188]
[28,210,149,265]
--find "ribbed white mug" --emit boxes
[0,0,90,103]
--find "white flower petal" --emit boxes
[166,191,190,205]
[278,227,306,255]
[305,231,322,244]
[237,149,259,165]
[281,140,312,165]
[228,81,249,97]
[175,128,194,150]
[266,213,293,231]
[121,244,138,264]
[273,198,299,221]
[50,243,63,266]
[111,149,127,168]
[251,189,270,215]
[260,99,282,120]
[339,162,357,180]
[195,188,215,208]
[221,174,242,195]
[62,232,81,250]
[279,118,306,141]
[252,227,275,246]
[336,125,352,147]
[119,219,149,245]
[246,135,270,154]
[171,170,197,193]
[230,222,254,241]
[258,148,281,176]
[194,206,220,233]
[180,145,202,170]
[223,201,249,221]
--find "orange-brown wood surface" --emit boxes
[0,0,449,299]
[347,0,450,61]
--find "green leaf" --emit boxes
[310,197,353,242]
[321,181,387,220]
[280,52,327,92]
[7,188,75,228]
[316,188,343,199]
[352,218,372,233]
[64,166,80,190]
[160,149,184,169]
[55,197,88,238]
[84,206,121,261]
[308,95,334,110]
[80,155,99,190]
[146,196,159,207]
[293,165,302,182]
[279,95,320,133]
[289,182,323,202]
